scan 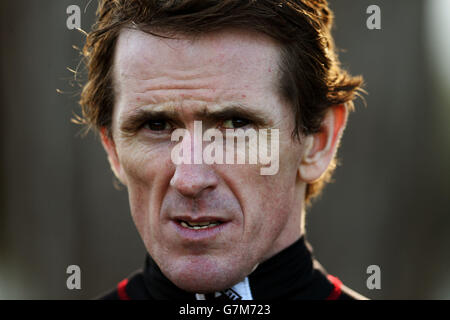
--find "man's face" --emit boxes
[107,28,306,292]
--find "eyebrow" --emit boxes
[119,103,272,134]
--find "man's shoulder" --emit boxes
[96,270,150,300]
[338,284,369,300]
[313,260,368,300]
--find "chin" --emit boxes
[161,255,249,293]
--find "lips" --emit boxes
[179,220,223,230]
[175,215,227,230]
[171,215,230,240]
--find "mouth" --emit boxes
[178,220,224,230]
[177,218,224,230]
[171,216,230,241]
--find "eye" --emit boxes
[143,119,172,132]
[222,118,251,129]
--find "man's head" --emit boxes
[78,0,362,292]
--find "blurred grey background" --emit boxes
[0,0,449,299]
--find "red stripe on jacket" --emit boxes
[326,275,342,300]
[117,278,131,300]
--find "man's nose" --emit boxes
[170,163,219,198]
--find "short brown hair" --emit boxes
[78,0,363,203]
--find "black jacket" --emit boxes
[99,236,366,300]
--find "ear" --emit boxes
[100,127,127,186]
[298,104,348,182]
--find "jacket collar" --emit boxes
[142,236,334,300]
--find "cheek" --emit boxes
[223,166,296,232]
[116,140,174,232]
[226,141,301,237]
[252,176,294,223]
[118,139,174,185]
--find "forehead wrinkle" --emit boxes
[113,28,282,94]
[114,30,227,85]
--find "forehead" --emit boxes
[113,27,282,101]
